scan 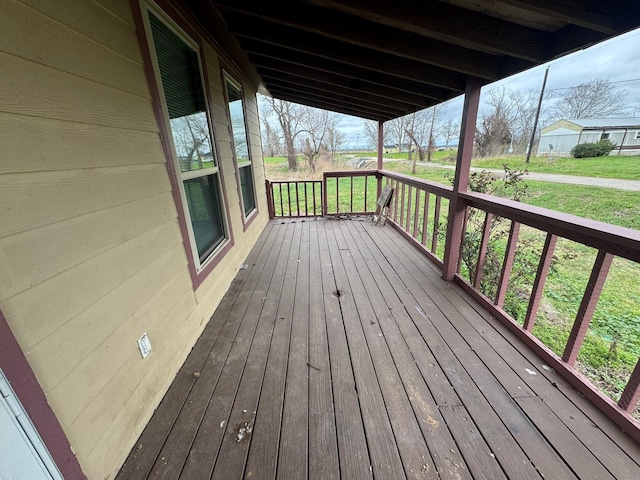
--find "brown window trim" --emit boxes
[132,0,235,289]
[0,309,86,479]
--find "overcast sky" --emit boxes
[336,27,640,148]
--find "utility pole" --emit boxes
[526,66,550,163]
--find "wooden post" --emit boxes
[442,77,482,280]
[377,120,384,198]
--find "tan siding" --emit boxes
[0,1,269,478]
[2,220,183,346]
[94,0,137,27]
[0,112,164,174]
[19,0,142,61]
[0,193,176,300]
[0,52,157,130]
[1,0,149,96]
[0,164,171,239]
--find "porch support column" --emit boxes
[377,120,384,198]
[442,77,482,281]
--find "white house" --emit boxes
[537,118,640,156]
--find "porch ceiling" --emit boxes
[191,0,640,121]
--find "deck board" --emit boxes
[117,217,640,480]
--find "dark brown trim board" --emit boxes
[0,309,86,479]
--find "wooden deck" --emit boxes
[117,217,640,480]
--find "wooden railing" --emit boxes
[266,169,640,435]
[266,180,323,218]
[322,170,378,215]
[380,170,453,266]
[453,191,640,422]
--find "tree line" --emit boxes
[260,78,638,172]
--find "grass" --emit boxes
[264,155,640,407]
[472,154,640,180]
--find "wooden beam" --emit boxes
[243,42,453,100]
[223,13,467,91]
[251,55,439,107]
[548,24,609,59]
[215,0,532,79]
[307,0,547,62]
[442,77,482,281]
[268,88,387,121]
[262,75,411,117]
[496,0,626,34]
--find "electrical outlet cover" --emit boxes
[138,333,152,359]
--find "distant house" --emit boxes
[537,118,640,156]
[384,144,399,153]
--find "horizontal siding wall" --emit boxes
[0,0,267,479]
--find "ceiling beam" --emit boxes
[262,77,416,116]
[222,12,468,91]
[495,0,627,34]
[548,24,610,59]
[242,40,453,101]
[267,88,386,120]
[215,0,533,79]
[250,54,445,107]
[305,0,547,62]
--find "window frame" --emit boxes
[137,0,234,288]
[223,72,258,228]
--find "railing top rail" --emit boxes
[379,169,454,198]
[268,179,322,184]
[323,169,378,178]
[461,190,640,263]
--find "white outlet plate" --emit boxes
[138,333,152,359]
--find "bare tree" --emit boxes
[261,98,305,171]
[385,116,410,153]
[548,78,629,120]
[441,117,460,150]
[296,109,342,172]
[474,86,539,157]
[362,120,390,150]
[261,117,281,158]
[326,122,346,156]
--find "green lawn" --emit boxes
[472,154,640,180]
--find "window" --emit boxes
[635,131,640,140]
[601,132,610,140]
[225,76,256,218]
[146,10,227,266]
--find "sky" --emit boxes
[334,28,640,148]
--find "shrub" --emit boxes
[571,139,616,158]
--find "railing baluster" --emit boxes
[457,207,470,273]
[336,178,340,214]
[279,184,284,218]
[523,233,558,331]
[304,182,308,216]
[495,221,521,308]
[619,359,640,412]
[399,182,406,227]
[350,176,354,213]
[432,195,441,254]
[296,182,301,216]
[313,182,317,215]
[405,185,413,232]
[364,175,368,212]
[287,183,291,217]
[474,212,494,289]
[412,187,420,238]
[562,250,614,365]
[393,180,399,222]
[422,191,430,246]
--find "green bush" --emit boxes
[571,139,616,158]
